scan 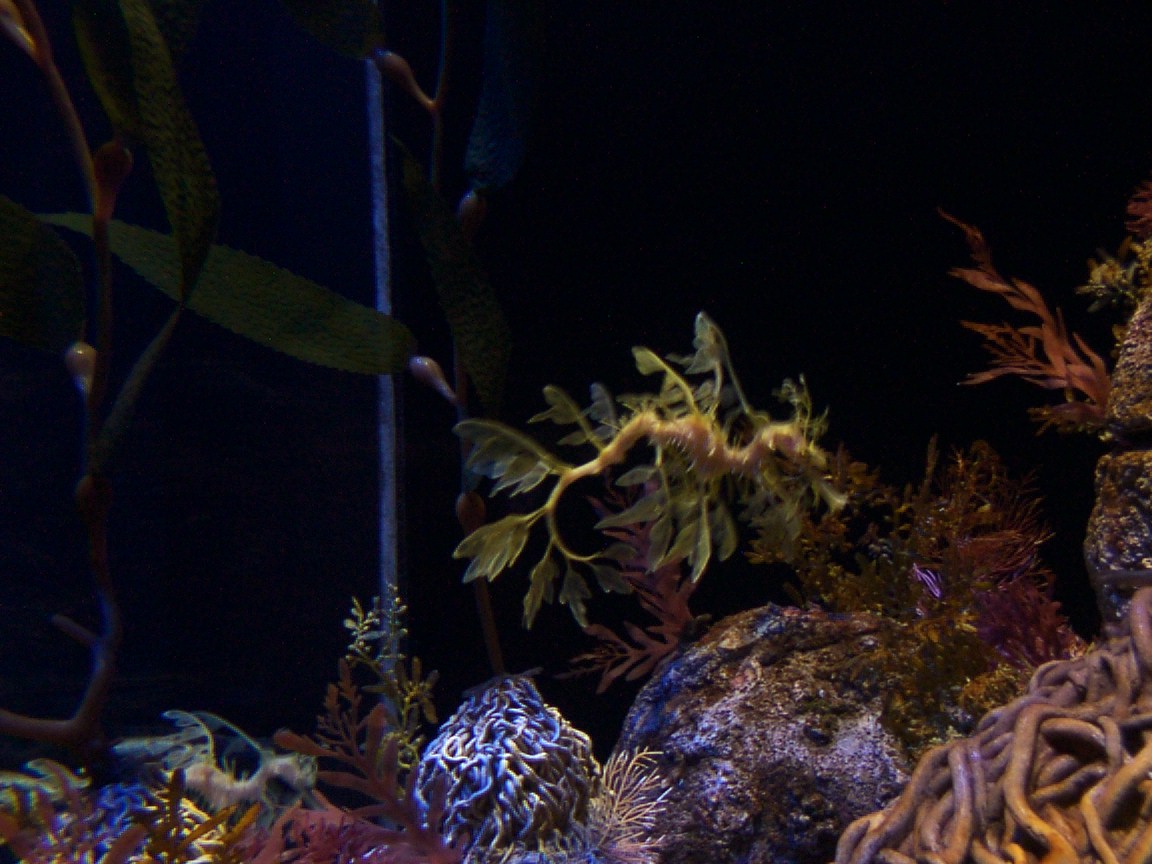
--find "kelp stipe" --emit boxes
[454,312,844,626]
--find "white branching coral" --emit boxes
[583,748,669,864]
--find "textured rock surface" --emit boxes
[1106,287,1152,435]
[613,604,911,864]
[1086,287,1152,621]
[1085,450,1152,576]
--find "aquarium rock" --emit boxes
[614,604,910,864]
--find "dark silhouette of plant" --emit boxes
[0,0,516,769]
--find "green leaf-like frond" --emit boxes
[588,382,618,430]
[121,0,220,296]
[594,490,664,529]
[524,553,558,625]
[0,198,84,352]
[675,310,729,375]
[529,384,585,426]
[660,494,712,580]
[457,418,571,495]
[43,215,415,373]
[560,566,592,627]
[454,514,535,583]
[632,346,670,377]
[530,384,606,450]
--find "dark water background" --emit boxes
[1,2,1151,759]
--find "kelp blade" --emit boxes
[278,0,383,58]
[465,0,543,192]
[0,198,84,352]
[44,214,414,374]
[74,0,220,297]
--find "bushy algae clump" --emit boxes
[454,312,844,626]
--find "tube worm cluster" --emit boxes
[836,586,1152,864]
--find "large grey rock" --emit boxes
[613,604,911,864]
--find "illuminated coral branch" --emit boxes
[454,312,843,626]
[1127,178,1152,239]
[941,211,1111,433]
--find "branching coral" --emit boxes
[454,312,842,626]
[582,748,668,864]
[133,770,261,864]
[836,585,1152,864]
[0,759,262,864]
[269,594,455,864]
[340,593,440,772]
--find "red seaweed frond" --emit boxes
[941,211,1111,433]
[250,784,459,864]
[564,489,701,692]
[273,659,459,864]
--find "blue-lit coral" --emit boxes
[416,674,598,858]
[415,674,667,864]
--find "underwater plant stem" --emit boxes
[473,580,505,674]
[427,0,456,192]
[0,475,120,763]
[0,2,128,767]
[455,346,505,673]
[13,0,97,208]
[85,206,115,437]
[90,307,184,478]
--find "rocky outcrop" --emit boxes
[613,604,911,864]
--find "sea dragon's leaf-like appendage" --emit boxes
[454,313,844,627]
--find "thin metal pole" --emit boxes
[366,46,400,610]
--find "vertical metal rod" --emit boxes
[366,46,400,610]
